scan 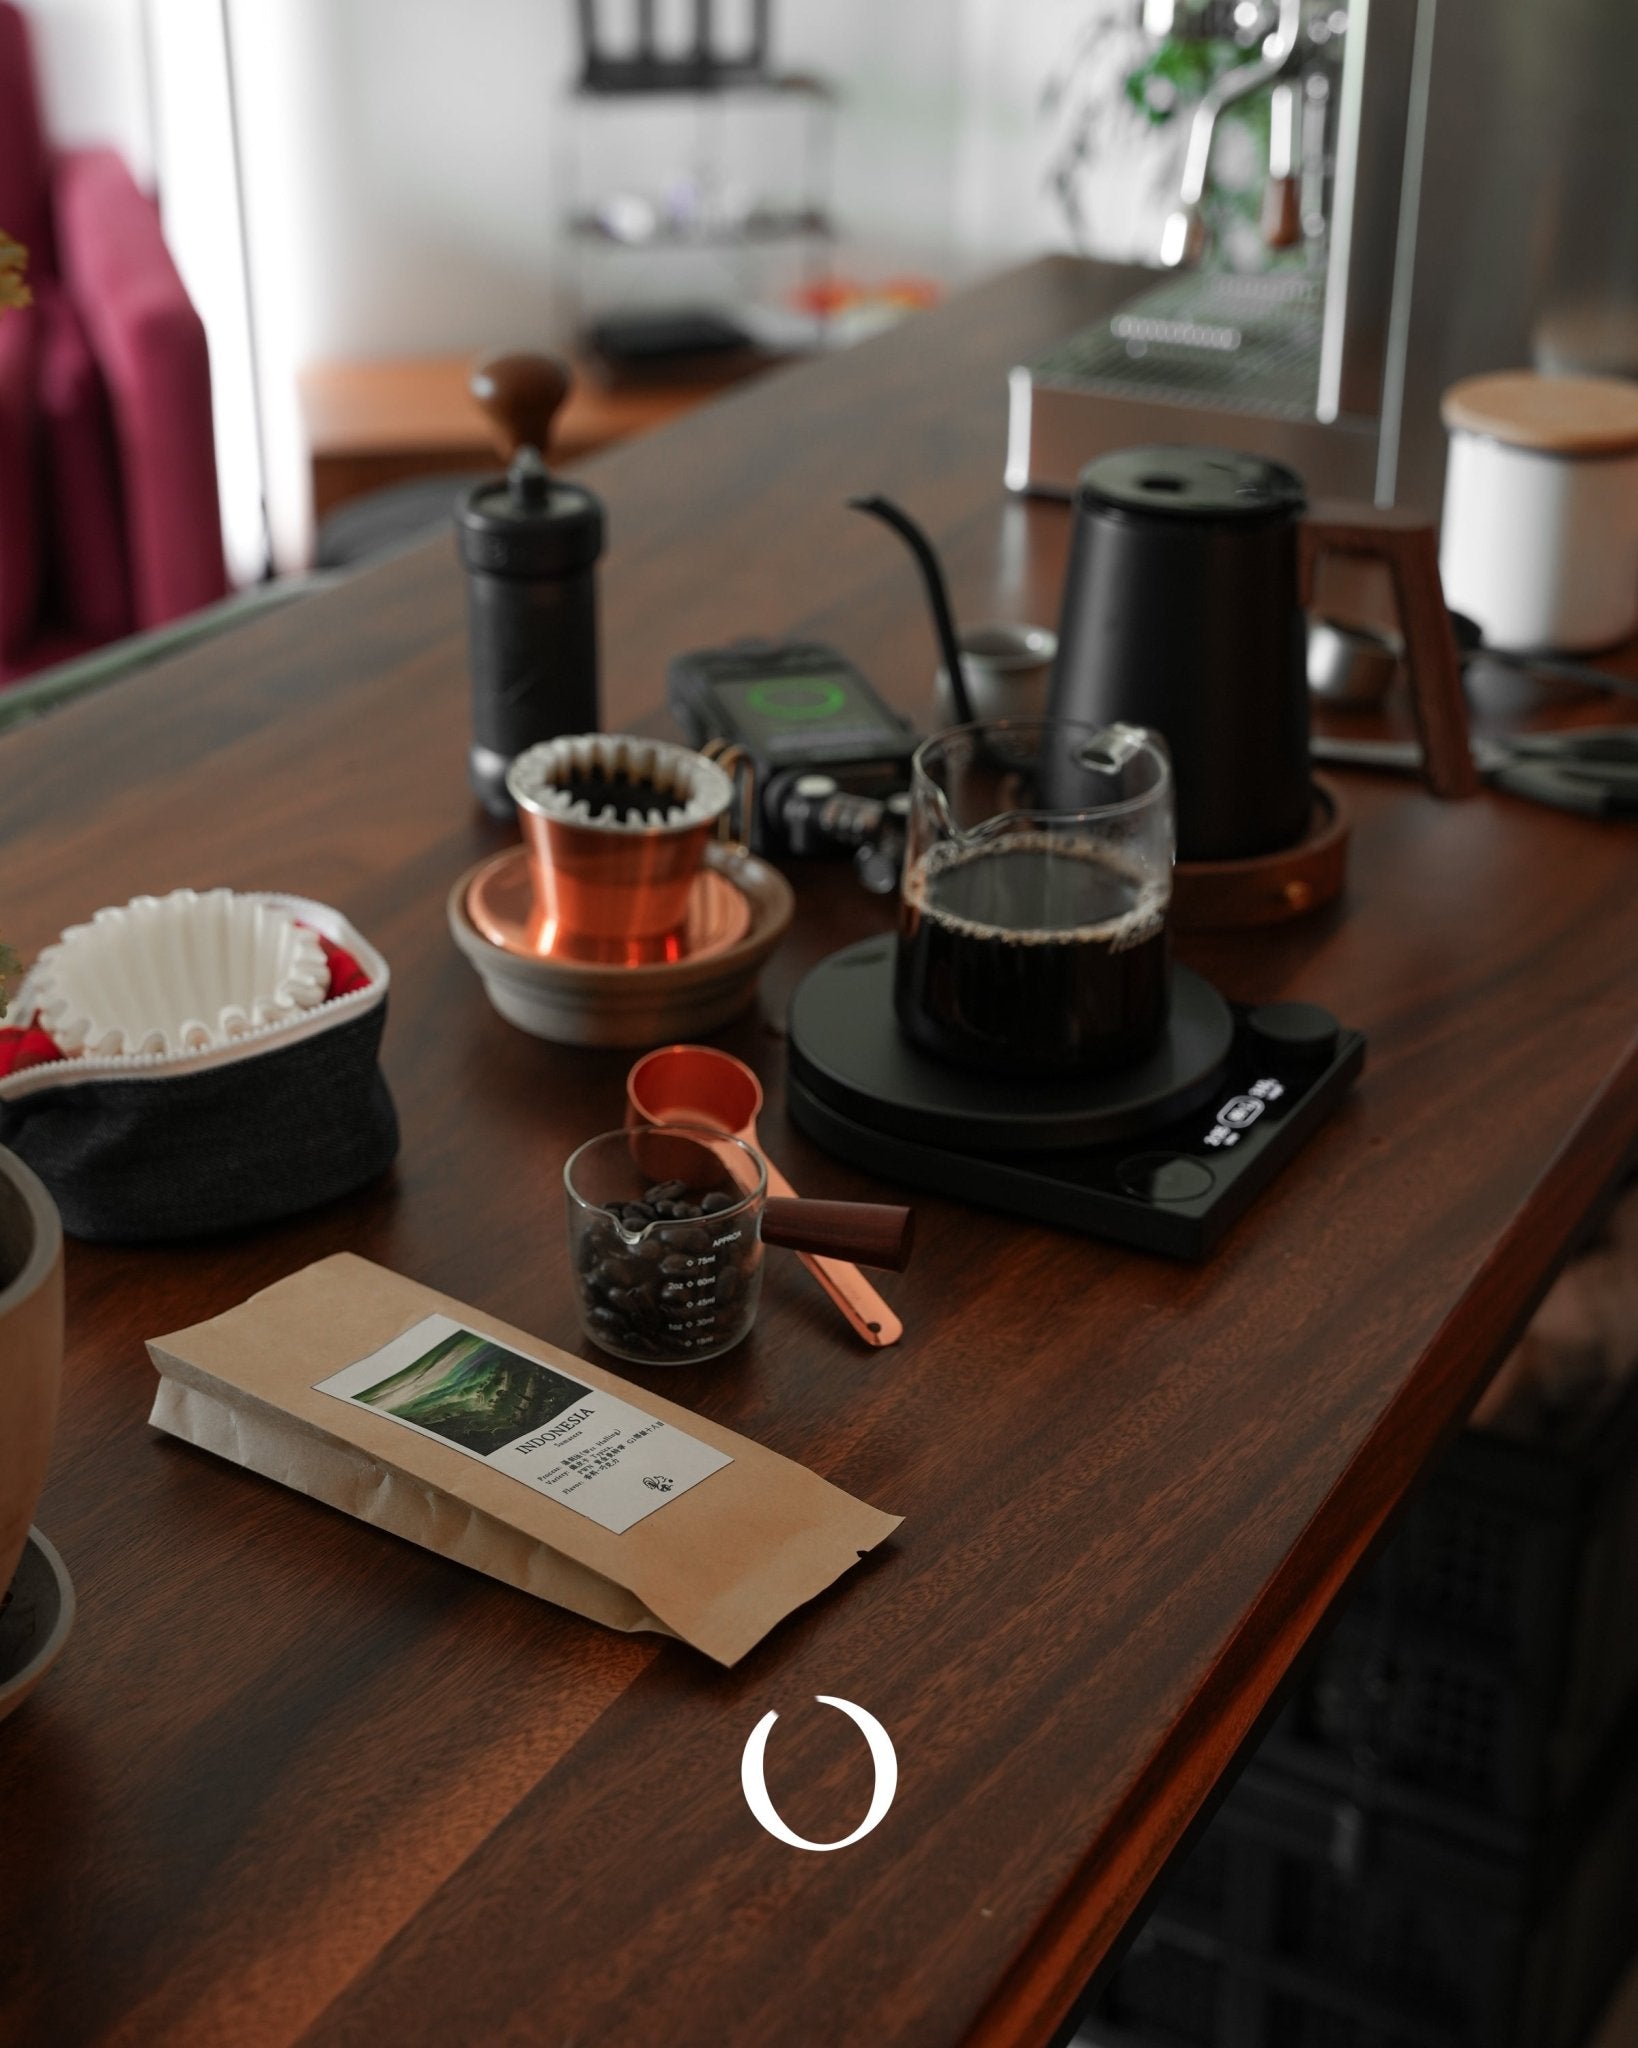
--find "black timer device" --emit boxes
[667,639,918,857]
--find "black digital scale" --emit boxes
[786,939,1364,1259]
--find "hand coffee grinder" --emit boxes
[456,354,606,817]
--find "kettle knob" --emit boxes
[470,351,571,461]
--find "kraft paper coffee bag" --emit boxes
[147,1253,899,1665]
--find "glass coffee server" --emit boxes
[896,720,1175,1081]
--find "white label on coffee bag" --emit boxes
[315,1314,730,1535]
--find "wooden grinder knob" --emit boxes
[470,351,571,461]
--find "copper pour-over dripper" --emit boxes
[504,735,735,965]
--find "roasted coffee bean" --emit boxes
[577,1180,761,1362]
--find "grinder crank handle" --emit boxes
[759,1156,904,1347]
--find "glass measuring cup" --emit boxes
[564,1126,767,1365]
[897,720,1174,1078]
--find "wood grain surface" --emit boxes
[3,258,1638,2048]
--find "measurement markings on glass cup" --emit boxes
[667,1225,745,1340]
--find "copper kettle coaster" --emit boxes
[1170,776,1351,931]
[467,844,752,965]
[449,840,794,1048]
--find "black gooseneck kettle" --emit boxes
[1048,446,1315,864]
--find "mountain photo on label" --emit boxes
[352,1327,592,1457]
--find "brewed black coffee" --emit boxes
[895,835,1168,1077]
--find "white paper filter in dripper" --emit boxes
[31,889,330,1056]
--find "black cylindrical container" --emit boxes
[1049,446,1311,863]
[456,447,605,817]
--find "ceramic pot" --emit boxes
[0,1146,64,1601]
[1440,372,1638,653]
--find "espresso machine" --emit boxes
[1008,0,1638,518]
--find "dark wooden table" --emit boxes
[4,258,1638,2048]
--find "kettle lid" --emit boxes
[1076,445,1306,522]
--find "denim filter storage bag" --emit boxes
[0,893,398,1242]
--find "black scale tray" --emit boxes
[786,939,1365,1259]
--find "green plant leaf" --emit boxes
[1123,33,1255,126]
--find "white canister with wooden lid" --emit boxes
[1440,371,1638,653]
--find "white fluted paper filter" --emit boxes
[506,734,732,833]
[32,890,330,1057]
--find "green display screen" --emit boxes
[709,673,898,753]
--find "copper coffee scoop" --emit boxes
[626,1043,907,1348]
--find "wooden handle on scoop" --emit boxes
[761,1198,915,1272]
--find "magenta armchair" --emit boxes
[0,1,226,684]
